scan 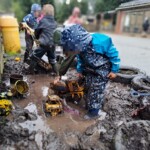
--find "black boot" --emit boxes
[28,60,38,74]
[24,51,29,63]
[51,63,59,76]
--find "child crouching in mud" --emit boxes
[57,25,120,119]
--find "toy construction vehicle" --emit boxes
[67,80,84,99]
[0,99,13,116]
[45,95,63,117]
[51,79,84,103]
[33,56,52,71]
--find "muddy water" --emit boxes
[12,74,95,136]
[19,103,53,149]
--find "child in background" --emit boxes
[30,4,59,77]
[60,25,120,119]
[22,3,41,63]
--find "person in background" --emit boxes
[64,7,82,26]
[60,7,83,76]
[96,13,101,31]
[142,17,149,37]
[30,4,59,78]
[59,25,120,119]
[22,3,41,63]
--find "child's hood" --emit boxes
[61,24,92,52]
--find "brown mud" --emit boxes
[0,56,150,150]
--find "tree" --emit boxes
[56,0,88,23]
[41,0,55,7]
[95,0,133,13]
[13,0,40,22]
[0,0,12,12]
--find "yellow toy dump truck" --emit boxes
[44,95,63,117]
[0,99,13,116]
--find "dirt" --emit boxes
[114,120,150,150]
[0,55,150,150]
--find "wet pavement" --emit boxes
[106,33,150,75]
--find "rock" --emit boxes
[12,108,37,122]
[21,128,29,137]
[24,141,29,147]
[42,132,69,150]
[27,112,37,121]
[28,131,36,141]
[29,134,35,141]
[16,116,26,123]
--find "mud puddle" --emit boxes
[19,103,53,133]
[11,75,95,135]
[2,56,150,150]
[19,103,53,149]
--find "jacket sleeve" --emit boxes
[34,20,43,40]
[23,15,29,23]
[76,55,84,73]
[105,38,120,73]
[23,14,32,24]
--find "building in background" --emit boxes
[115,0,150,34]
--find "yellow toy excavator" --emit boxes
[67,80,84,99]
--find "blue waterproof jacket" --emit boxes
[77,33,120,73]
[23,13,38,29]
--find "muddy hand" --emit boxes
[35,40,40,47]
[107,72,117,79]
[53,76,60,84]
[77,73,83,78]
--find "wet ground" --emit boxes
[0,55,150,150]
[12,74,95,134]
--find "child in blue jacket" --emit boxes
[22,3,41,62]
[60,24,120,119]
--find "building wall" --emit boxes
[115,11,125,34]
[115,7,150,34]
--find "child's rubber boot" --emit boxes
[84,109,100,120]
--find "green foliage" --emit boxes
[41,0,55,6]
[13,0,40,22]
[0,0,13,12]
[12,1,24,21]
[95,0,133,13]
[56,0,88,23]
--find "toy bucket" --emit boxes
[14,80,29,95]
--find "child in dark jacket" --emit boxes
[30,4,59,76]
[60,25,120,119]
[22,3,41,62]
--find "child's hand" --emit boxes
[107,72,117,79]
[27,29,31,35]
[77,73,83,78]
[53,76,60,84]
[35,40,40,47]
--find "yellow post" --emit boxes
[0,31,3,80]
[0,16,21,54]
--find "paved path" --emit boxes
[106,33,150,75]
